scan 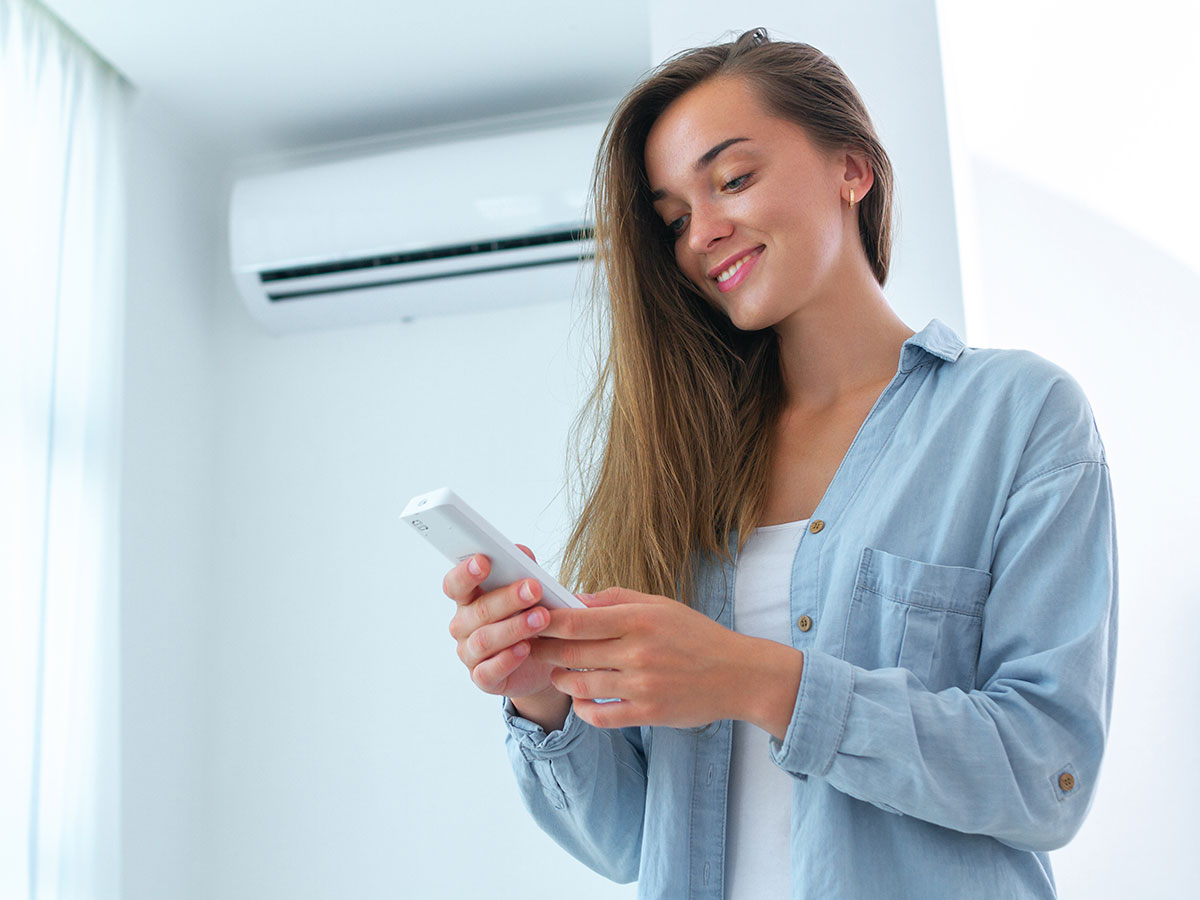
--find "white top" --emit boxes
[726,518,808,900]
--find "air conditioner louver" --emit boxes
[261,227,593,302]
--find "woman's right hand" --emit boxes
[444,547,561,702]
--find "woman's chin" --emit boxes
[725,303,776,333]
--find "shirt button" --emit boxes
[809,520,825,534]
[1058,772,1076,792]
[797,615,813,632]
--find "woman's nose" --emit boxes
[686,201,733,254]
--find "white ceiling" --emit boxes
[42,0,653,161]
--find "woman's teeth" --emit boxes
[716,256,748,283]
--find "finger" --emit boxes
[449,577,541,643]
[548,665,626,701]
[442,554,491,605]
[539,604,638,640]
[470,642,532,694]
[572,698,645,730]
[461,602,551,668]
[583,586,667,607]
[514,543,537,562]
[471,578,543,633]
[531,637,621,671]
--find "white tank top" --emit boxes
[726,518,808,900]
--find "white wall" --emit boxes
[201,251,621,898]
[120,94,221,900]
[121,92,635,896]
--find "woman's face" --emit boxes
[644,76,867,332]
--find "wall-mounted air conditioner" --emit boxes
[228,118,606,333]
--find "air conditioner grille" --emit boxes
[266,253,592,302]
[259,226,592,283]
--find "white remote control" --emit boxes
[402,487,585,610]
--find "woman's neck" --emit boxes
[773,271,915,411]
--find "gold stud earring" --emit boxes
[849,188,856,210]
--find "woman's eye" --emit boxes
[668,214,689,237]
[724,173,752,191]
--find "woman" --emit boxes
[442,29,1116,899]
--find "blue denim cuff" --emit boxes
[769,648,856,777]
[501,696,589,759]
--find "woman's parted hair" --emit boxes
[558,28,895,606]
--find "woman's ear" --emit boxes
[841,149,875,204]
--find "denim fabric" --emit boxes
[503,319,1117,899]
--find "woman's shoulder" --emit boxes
[954,344,1092,415]
[908,320,1087,408]
[956,342,1073,386]
[950,344,1107,475]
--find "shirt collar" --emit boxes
[898,318,966,373]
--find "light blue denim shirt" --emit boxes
[502,319,1117,899]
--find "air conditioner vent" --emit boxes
[266,244,594,302]
[260,226,593,283]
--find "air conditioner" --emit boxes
[228,118,606,333]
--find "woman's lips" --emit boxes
[713,246,764,293]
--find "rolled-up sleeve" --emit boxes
[503,699,647,881]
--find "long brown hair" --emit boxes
[558,28,895,606]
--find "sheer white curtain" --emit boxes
[0,0,127,897]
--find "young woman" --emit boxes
[442,29,1116,899]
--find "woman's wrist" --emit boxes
[731,634,804,741]
[510,685,572,733]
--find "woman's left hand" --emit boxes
[530,587,804,735]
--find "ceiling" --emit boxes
[41,0,653,161]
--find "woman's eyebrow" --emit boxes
[695,136,751,170]
[649,137,753,201]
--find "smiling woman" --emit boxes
[437,27,1117,900]
[645,77,869,331]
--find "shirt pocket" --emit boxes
[841,547,991,692]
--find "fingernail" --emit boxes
[520,582,536,603]
[513,642,529,658]
[526,609,546,628]
[468,557,482,576]
[577,592,594,604]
